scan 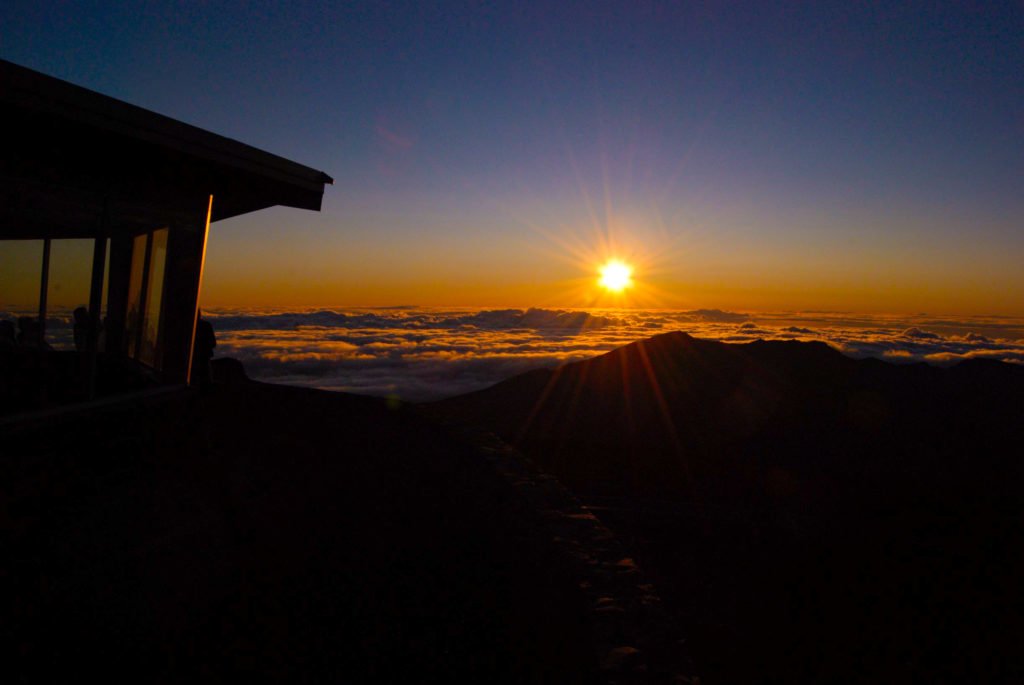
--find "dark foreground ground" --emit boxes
[434,332,1024,684]
[2,382,600,683]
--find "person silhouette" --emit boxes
[193,312,216,389]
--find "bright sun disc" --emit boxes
[598,260,633,292]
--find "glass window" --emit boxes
[0,239,107,350]
[45,239,94,350]
[125,233,148,359]
[0,239,44,318]
[138,228,168,368]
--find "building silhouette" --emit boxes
[0,59,331,412]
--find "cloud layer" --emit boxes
[196,307,1024,402]
[5,306,1020,402]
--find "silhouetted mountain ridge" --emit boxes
[432,330,1024,683]
[436,330,1022,501]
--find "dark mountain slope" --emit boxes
[432,331,1024,684]
[435,331,1021,501]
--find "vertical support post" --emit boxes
[105,234,133,356]
[160,195,213,386]
[186,195,213,387]
[85,204,108,399]
[37,238,51,347]
[133,232,153,358]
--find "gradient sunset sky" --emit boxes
[2,1,1022,314]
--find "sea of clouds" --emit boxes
[5,305,1022,402]
[196,307,1024,401]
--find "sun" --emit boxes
[598,259,634,292]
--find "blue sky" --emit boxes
[3,1,1022,312]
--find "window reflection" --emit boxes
[45,239,94,350]
[0,239,43,312]
[138,228,167,368]
[125,233,148,359]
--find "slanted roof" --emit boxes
[0,59,333,239]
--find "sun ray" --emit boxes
[636,341,692,491]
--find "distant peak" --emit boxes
[648,330,696,342]
[747,337,835,353]
[625,330,702,353]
